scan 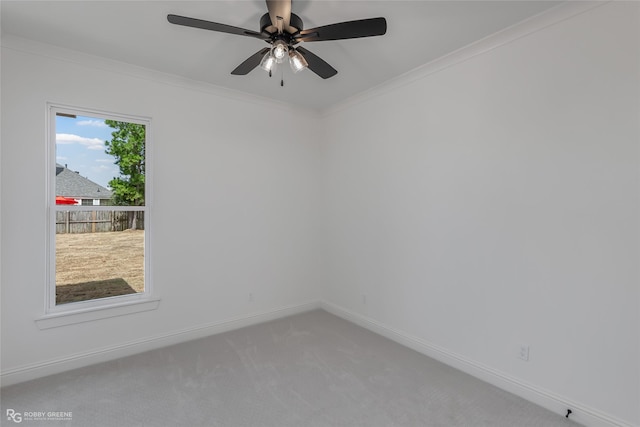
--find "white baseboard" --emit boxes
[319,301,637,427]
[2,299,635,427]
[1,301,320,388]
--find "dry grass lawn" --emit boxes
[56,230,144,304]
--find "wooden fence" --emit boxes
[56,210,145,234]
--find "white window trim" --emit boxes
[39,103,159,328]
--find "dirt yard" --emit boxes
[56,230,144,304]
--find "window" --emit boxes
[40,104,158,328]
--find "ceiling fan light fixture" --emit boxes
[272,40,289,63]
[259,52,277,73]
[289,49,308,73]
[167,5,387,80]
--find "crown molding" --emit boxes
[0,34,320,118]
[0,2,611,120]
[322,1,609,117]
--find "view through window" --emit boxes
[52,108,148,307]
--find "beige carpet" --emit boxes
[1,310,580,426]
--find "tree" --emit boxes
[104,120,145,230]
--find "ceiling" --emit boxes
[1,1,561,111]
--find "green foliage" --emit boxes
[104,120,145,206]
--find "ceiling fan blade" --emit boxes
[265,0,292,33]
[296,47,337,79]
[167,14,268,40]
[295,17,387,42]
[231,48,271,75]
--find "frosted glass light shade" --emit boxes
[260,52,277,73]
[272,41,288,63]
[289,49,308,73]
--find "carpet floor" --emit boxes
[1,309,580,426]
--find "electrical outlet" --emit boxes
[248,293,254,302]
[362,294,367,305]
[518,344,530,361]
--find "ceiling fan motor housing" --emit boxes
[260,12,303,39]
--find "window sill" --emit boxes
[35,298,161,330]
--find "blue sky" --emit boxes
[55,115,120,188]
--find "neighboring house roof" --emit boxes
[56,164,112,199]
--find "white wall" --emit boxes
[1,39,322,377]
[320,2,639,426]
[1,2,638,427]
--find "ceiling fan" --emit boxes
[167,0,387,79]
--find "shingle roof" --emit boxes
[56,164,112,199]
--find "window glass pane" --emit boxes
[55,216,144,305]
[53,110,147,307]
[55,115,145,206]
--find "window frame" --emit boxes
[40,103,157,327]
